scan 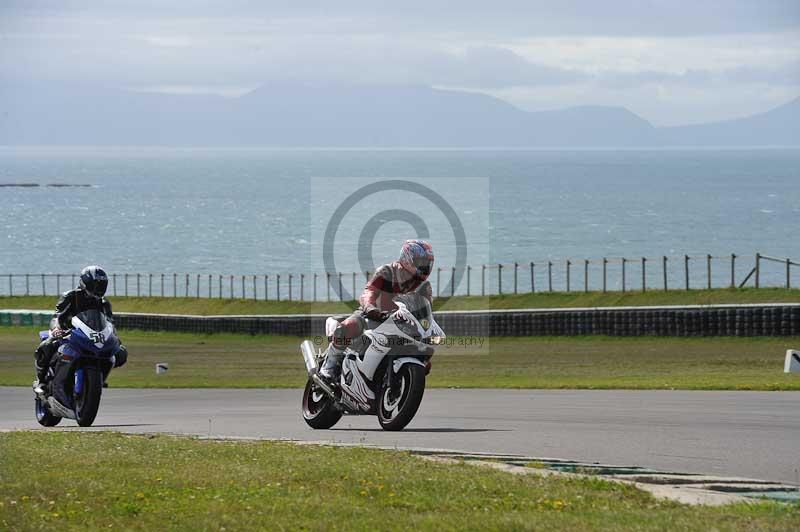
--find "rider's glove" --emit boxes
[51,328,66,339]
[364,306,387,321]
[113,345,128,368]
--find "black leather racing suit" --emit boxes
[34,289,115,381]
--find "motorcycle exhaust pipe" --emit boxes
[300,340,319,376]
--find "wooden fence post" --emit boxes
[481,265,486,296]
[264,275,268,301]
[196,274,200,298]
[787,258,791,289]
[41,274,46,296]
[314,273,318,302]
[300,274,305,301]
[277,274,281,301]
[566,260,571,292]
[641,257,646,292]
[229,275,233,299]
[548,261,553,292]
[326,273,331,302]
[467,265,472,296]
[125,273,129,297]
[602,258,607,293]
[621,258,626,293]
[730,253,736,288]
[253,275,257,301]
[584,260,589,293]
[530,262,535,293]
[437,267,441,297]
[451,267,456,297]
[498,264,503,294]
[513,263,518,294]
[289,274,293,301]
[707,254,712,290]
[338,273,343,301]
[755,253,760,288]
[684,255,690,290]
[161,274,165,297]
[662,256,668,291]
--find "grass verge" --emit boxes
[1,326,798,390]
[1,287,798,316]
[1,432,797,531]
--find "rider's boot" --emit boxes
[319,344,344,382]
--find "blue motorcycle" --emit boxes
[33,309,123,427]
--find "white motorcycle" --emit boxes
[300,289,444,431]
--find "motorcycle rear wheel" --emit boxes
[35,396,61,427]
[302,379,342,429]
[378,363,425,431]
[75,368,102,427]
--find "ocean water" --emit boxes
[1,147,798,297]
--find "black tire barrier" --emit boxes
[109,304,800,337]
[3,304,799,337]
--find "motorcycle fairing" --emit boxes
[338,299,439,411]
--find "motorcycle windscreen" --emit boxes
[73,309,108,332]
[393,293,433,324]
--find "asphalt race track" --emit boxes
[2,387,799,484]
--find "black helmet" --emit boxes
[79,265,109,299]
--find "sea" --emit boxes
[1,147,798,298]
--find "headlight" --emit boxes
[427,336,445,345]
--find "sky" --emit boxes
[1,1,798,126]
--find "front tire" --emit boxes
[378,363,426,431]
[302,379,342,429]
[75,368,102,427]
[35,396,61,427]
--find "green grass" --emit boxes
[1,432,797,531]
[2,286,798,316]
[1,326,798,390]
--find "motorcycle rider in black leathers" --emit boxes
[34,266,127,390]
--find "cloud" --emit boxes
[0,2,797,125]
[2,1,799,36]
[428,46,585,88]
[140,35,194,48]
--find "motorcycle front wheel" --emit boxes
[35,396,61,427]
[378,363,426,431]
[302,379,342,429]
[75,368,102,427]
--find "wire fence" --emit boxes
[1,252,797,302]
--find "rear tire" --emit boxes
[35,396,61,427]
[302,379,342,429]
[75,368,102,427]
[378,363,426,431]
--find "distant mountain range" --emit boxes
[1,83,797,147]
